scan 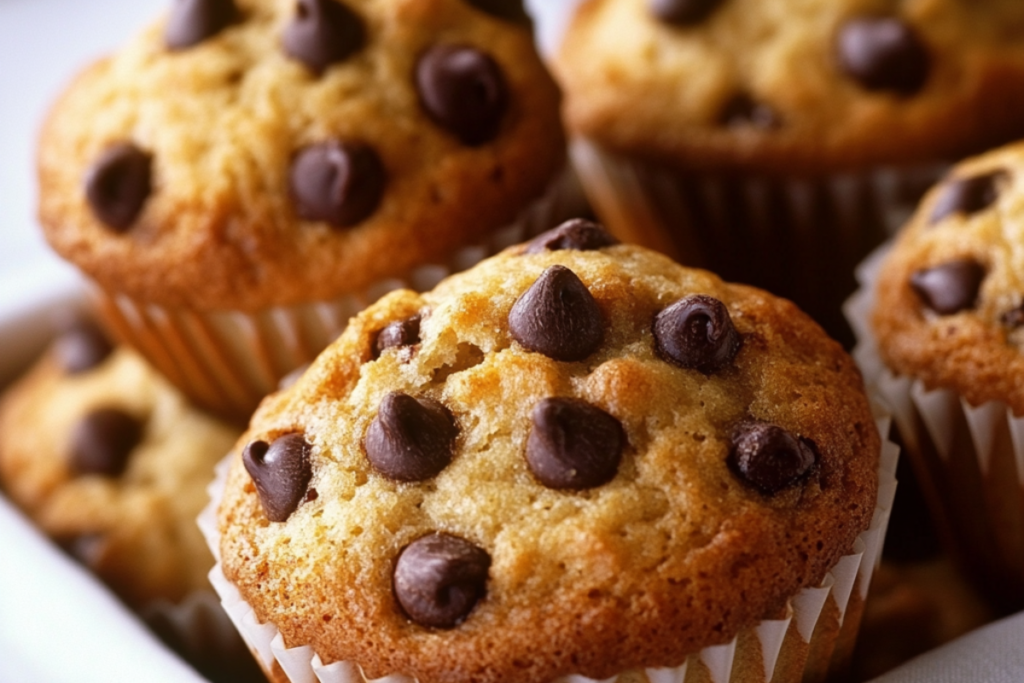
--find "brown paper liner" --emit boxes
[93,168,587,422]
[572,140,946,346]
[847,245,1024,611]
[199,412,897,683]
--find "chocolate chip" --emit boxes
[654,295,742,375]
[282,0,364,74]
[462,0,531,23]
[290,141,386,227]
[375,315,422,356]
[84,143,152,231]
[910,259,985,316]
[719,93,781,130]
[526,397,624,490]
[70,408,143,477]
[416,45,507,146]
[165,0,239,50]
[242,433,313,523]
[728,421,818,495]
[393,532,490,629]
[54,319,113,375]
[364,392,457,482]
[650,0,724,25]
[509,266,603,362]
[930,171,1007,224]
[523,219,619,254]
[837,17,929,95]
[1002,303,1024,329]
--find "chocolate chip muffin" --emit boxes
[0,319,241,607]
[556,0,1024,344]
[850,140,1024,610]
[38,0,571,419]
[212,221,889,683]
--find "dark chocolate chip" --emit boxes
[1002,303,1024,329]
[523,219,619,254]
[837,17,929,95]
[282,0,364,74]
[364,392,457,482]
[84,143,152,231]
[290,141,386,227]
[728,421,818,495]
[393,532,490,629]
[242,433,313,523]
[70,408,143,477]
[509,266,603,362]
[416,45,507,146]
[910,259,985,316]
[654,294,742,375]
[165,0,239,50]
[719,93,781,130]
[462,0,530,23]
[526,397,625,490]
[650,0,724,25]
[375,315,422,356]
[54,319,114,375]
[930,171,1007,224]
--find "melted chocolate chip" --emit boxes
[393,532,490,629]
[54,319,113,375]
[70,408,143,477]
[416,45,507,146]
[282,0,364,74]
[462,0,530,23]
[375,315,422,356]
[84,143,152,231]
[364,392,457,482]
[526,397,624,490]
[509,266,603,362]
[910,259,985,316]
[650,0,724,25]
[728,421,818,495]
[523,219,619,254]
[290,141,386,227]
[1002,303,1024,329]
[719,93,781,130]
[654,295,742,374]
[837,17,929,95]
[930,171,1007,224]
[242,433,313,523]
[165,0,239,50]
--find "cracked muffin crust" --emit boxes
[217,221,879,683]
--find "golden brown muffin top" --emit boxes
[38,0,563,311]
[218,223,879,683]
[872,141,1024,414]
[557,0,1024,174]
[0,321,241,606]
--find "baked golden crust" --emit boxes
[872,142,1024,415]
[557,0,1024,174]
[218,241,879,682]
[38,0,564,311]
[0,346,240,606]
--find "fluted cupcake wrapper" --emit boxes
[93,168,587,422]
[199,413,897,683]
[846,245,1024,609]
[571,138,946,343]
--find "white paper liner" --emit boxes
[199,412,897,683]
[94,167,587,420]
[845,242,1024,602]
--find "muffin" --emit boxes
[848,140,1024,611]
[556,0,1024,343]
[38,0,574,420]
[206,221,896,683]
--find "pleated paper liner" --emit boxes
[93,167,588,423]
[846,245,1024,611]
[198,412,897,683]
[571,139,945,346]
